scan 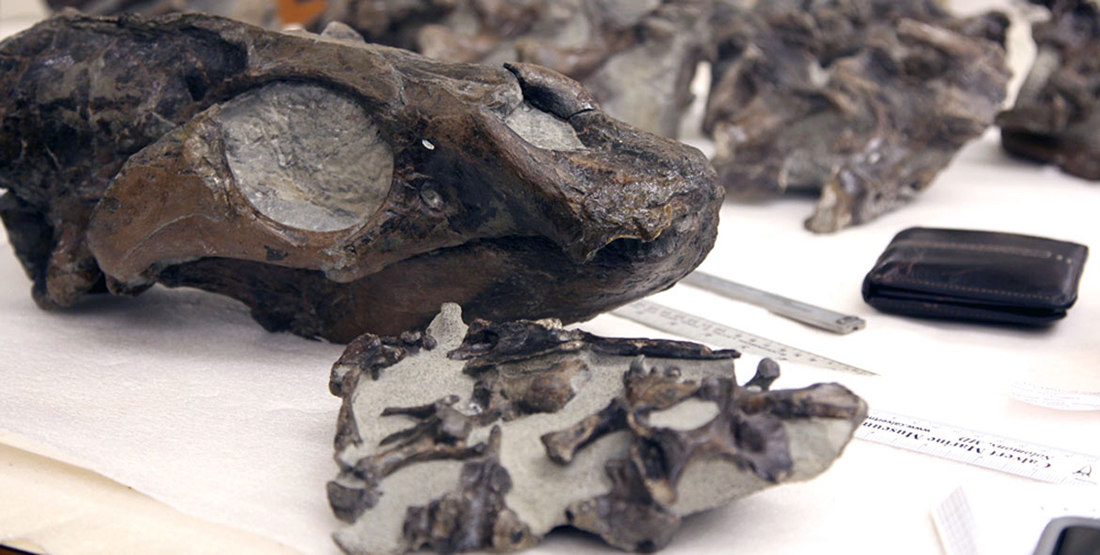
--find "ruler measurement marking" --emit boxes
[611,300,875,376]
[680,271,866,334]
[611,299,1097,486]
[858,409,1098,486]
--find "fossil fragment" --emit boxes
[328,303,867,554]
[49,1,714,137]
[318,0,715,137]
[705,0,1011,232]
[0,14,720,342]
[44,0,279,27]
[997,0,1100,180]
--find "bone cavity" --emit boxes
[505,102,585,151]
[219,82,393,232]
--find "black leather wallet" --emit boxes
[862,228,1088,325]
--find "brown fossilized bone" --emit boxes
[705,0,1011,232]
[327,304,868,554]
[0,13,720,341]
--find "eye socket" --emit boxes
[219,82,395,232]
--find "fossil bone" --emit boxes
[997,0,1100,180]
[50,0,721,137]
[328,304,868,554]
[318,0,715,137]
[704,0,1011,232]
[0,13,721,341]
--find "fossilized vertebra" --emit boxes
[705,0,1011,232]
[997,0,1100,180]
[328,304,867,554]
[0,14,721,342]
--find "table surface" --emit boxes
[2,2,1099,555]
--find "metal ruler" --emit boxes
[611,299,875,376]
[680,271,866,334]
[611,299,1098,485]
[858,409,1098,486]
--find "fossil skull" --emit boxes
[0,14,721,341]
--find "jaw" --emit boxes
[156,205,718,342]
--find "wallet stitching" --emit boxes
[874,276,1065,301]
[892,240,1057,259]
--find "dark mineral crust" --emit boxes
[318,0,716,137]
[328,304,868,554]
[997,0,1100,180]
[0,13,721,342]
[705,0,1011,232]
